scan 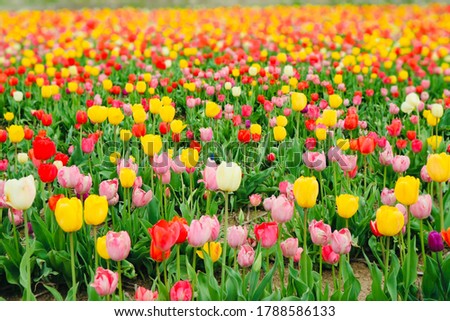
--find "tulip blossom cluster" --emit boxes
[0,4,449,302]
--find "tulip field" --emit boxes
[0,4,450,302]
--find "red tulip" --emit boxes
[150,241,171,262]
[237,129,251,143]
[38,163,58,183]
[370,221,382,237]
[254,221,278,248]
[305,137,317,150]
[33,136,56,161]
[159,122,170,135]
[266,152,276,162]
[170,280,192,301]
[358,136,376,155]
[132,123,146,137]
[148,219,180,252]
[386,119,402,137]
[344,114,358,130]
[349,139,359,151]
[76,110,88,124]
[396,139,407,150]
[48,194,65,211]
[172,216,188,244]
[24,126,34,140]
[0,130,7,143]
[406,130,416,141]
[41,113,53,126]
[411,139,423,153]
[54,152,69,166]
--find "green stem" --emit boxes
[383,166,387,188]
[420,220,426,272]
[193,247,197,272]
[221,192,229,296]
[233,248,237,270]
[319,246,323,300]
[93,226,98,268]
[405,205,411,300]
[438,182,444,231]
[296,111,300,141]
[176,245,181,280]
[303,208,308,256]
[70,232,76,301]
[384,237,390,288]
[206,191,212,215]
[163,255,168,287]
[364,155,367,191]
[11,215,19,252]
[23,209,32,300]
[118,260,123,301]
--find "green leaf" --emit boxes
[250,263,276,300]
[363,252,388,301]
[19,242,36,301]
[402,237,418,299]
[43,284,64,301]
[65,283,79,301]
[386,252,400,301]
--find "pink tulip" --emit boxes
[199,127,213,142]
[420,165,432,183]
[200,215,220,241]
[75,174,92,195]
[279,181,290,194]
[303,151,326,171]
[106,231,131,261]
[133,176,143,189]
[308,219,332,246]
[99,178,119,205]
[135,286,158,301]
[379,143,393,166]
[171,156,186,174]
[293,247,304,263]
[280,238,298,258]
[338,154,357,172]
[170,280,192,301]
[322,245,340,265]
[330,228,352,254]
[249,194,262,207]
[152,152,171,175]
[327,147,342,164]
[81,137,95,154]
[57,165,81,188]
[161,170,171,184]
[237,244,255,267]
[198,160,218,191]
[0,159,9,171]
[241,105,252,117]
[263,195,276,211]
[381,188,396,206]
[132,188,153,207]
[410,194,432,220]
[8,208,23,226]
[227,225,248,249]
[392,155,410,173]
[271,194,294,224]
[90,267,119,296]
[187,219,212,247]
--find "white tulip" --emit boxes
[216,162,242,192]
[17,153,29,164]
[53,160,64,170]
[4,175,36,210]
[283,65,294,77]
[248,67,258,76]
[13,91,23,102]
[405,93,420,107]
[231,86,241,97]
[400,102,415,114]
[431,103,443,118]
[224,82,232,90]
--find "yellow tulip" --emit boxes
[87,105,108,124]
[205,101,221,118]
[125,83,134,93]
[273,126,287,141]
[102,79,112,91]
[7,125,25,143]
[197,242,222,263]
[180,148,199,168]
[337,139,350,151]
[293,176,319,208]
[141,134,163,156]
[315,127,327,141]
[4,112,14,122]
[336,194,359,219]
[291,92,307,111]
[427,135,443,151]
[276,115,288,127]
[376,205,404,237]
[68,81,78,93]
[329,94,342,108]
[55,197,83,233]
[170,120,186,134]
[426,153,450,183]
[250,124,262,135]
[107,108,124,125]
[135,81,146,94]
[120,129,132,141]
[394,176,420,205]
[322,109,337,127]
[84,195,108,226]
[41,85,52,98]
[161,96,172,106]
[149,98,162,114]
[159,105,175,122]
[426,113,439,127]
[96,235,110,260]
[109,152,121,164]
[119,168,136,188]
[132,106,147,124]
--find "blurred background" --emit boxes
[0,0,443,10]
